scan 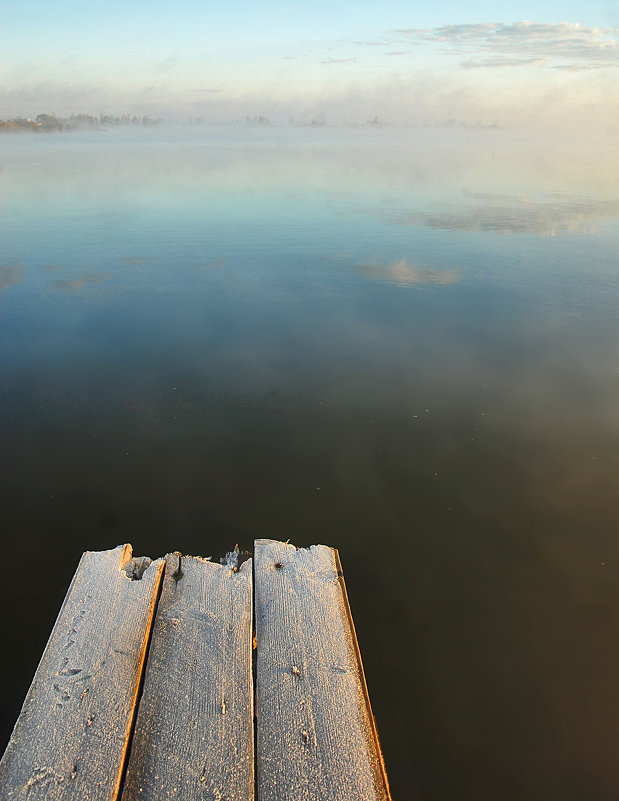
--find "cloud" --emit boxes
[461,56,547,69]
[392,21,619,70]
[0,264,23,291]
[0,80,119,115]
[552,64,600,71]
[320,57,357,65]
[153,55,180,74]
[356,258,458,287]
[397,23,495,42]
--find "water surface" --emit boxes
[1,126,619,799]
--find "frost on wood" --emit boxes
[254,538,391,801]
[0,540,389,801]
[219,544,252,573]
[120,552,254,801]
[0,545,164,801]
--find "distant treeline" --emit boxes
[0,113,162,132]
[1,112,506,132]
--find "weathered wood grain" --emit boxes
[0,544,164,801]
[254,538,391,801]
[121,553,254,801]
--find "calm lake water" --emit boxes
[1,126,619,799]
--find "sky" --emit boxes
[2,0,618,129]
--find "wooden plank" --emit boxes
[121,553,254,801]
[0,544,164,801]
[254,539,391,801]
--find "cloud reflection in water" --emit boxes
[390,194,619,236]
[52,273,110,292]
[356,258,458,287]
[0,264,23,290]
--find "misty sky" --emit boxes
[2,0,618,129]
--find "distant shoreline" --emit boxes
[1,113,507,134]
[0,114,162,133]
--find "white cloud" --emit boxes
[461,56,547,69]
[320,57,357,65]
[391,21,619,71]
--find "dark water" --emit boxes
[1,127,619,799]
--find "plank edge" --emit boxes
[333,548,392,801]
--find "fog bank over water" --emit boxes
[2,123,618,195]
[2,80,618,133]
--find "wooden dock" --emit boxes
[0,540,391,800]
